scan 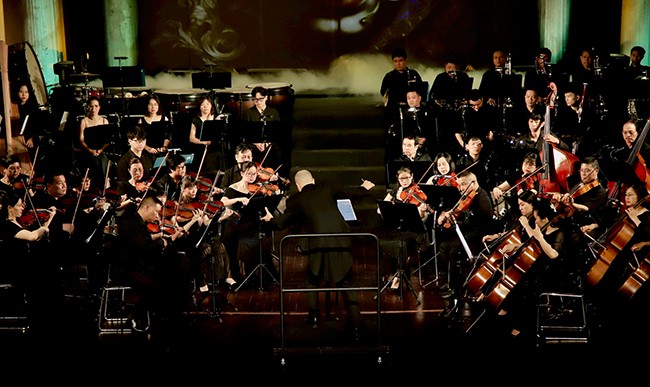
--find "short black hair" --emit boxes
[392,48,407,59]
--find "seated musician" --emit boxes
[515,112,570,154]
[554,156,608,238]
[116,125,155,183]
[156,152,188,202]
[221,143,255,189]
[394,135,432,163]
[610,118,650,181]
[378,166,430,287]
[425,152,458,188]
[436,171,494,318]
[0,155,31,197]
[492,152,541,221]
[488,195,569,339]
[219,161,281,284]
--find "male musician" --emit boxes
[116,125,155,183]
[380,48,423,128]
[221,143,255,189]
[436,170,494,320]
[610,119,650,186]
[156,152,188,201]
[242,87,285,177]
[555,156,608,239]
[394,135,432,162]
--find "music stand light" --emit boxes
[376,200,425,303]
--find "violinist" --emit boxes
[155,152,188,201]
[0,192,61,336]
[113,195,190,332]
[425,152,458,188]
[378,167,430,287]
[220,143,255,189]
[491,152,541,221]
[381,167,430,221]
[116,125,155,183]
[219,161,279,283]
[436,171,494,319]
[0,155,31,197]
[115,157,149,220]
[554,156,608,239]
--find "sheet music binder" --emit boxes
[337,199,358,222]
[240,121,282,143]
[153,153,195,169]
[198,119,227,143]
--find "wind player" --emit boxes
[436,170,494,320]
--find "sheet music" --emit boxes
[58,111,69,132]
[337,199,358,221]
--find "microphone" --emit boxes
[114,56,128,60]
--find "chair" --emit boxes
[0,283,29,334]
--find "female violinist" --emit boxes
[0,155,31,197]
[377,166,430,286]
[219,161,280,283]
[115,157,149,219]
[425,152,459,188]
[381,166,430,221]
[0,192,62,328]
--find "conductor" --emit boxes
[262,169,375,336]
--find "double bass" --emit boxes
[538,104,579,194]
[607,118,650,205]
[618,252,650,299]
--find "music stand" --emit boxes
[413,183,461,287]
[376,200,425,303]
[240,121,282,145]
[234,194,285,292]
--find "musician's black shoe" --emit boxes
[440,289,455,299]
[306,310,319,328]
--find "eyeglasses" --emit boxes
[397,176,411,181]
[244,172,258,177]
[254,98,265,102]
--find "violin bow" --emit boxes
[21,176,44,229]
[172,176,188,226]
[138,150,170,205]
[26,145,39,187]
[70,168,90,226]
[102,159,110,198]
[196,145,208,179]
[402,160,436,204]
[500,164,546,198]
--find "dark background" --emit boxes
[59,0,624,75]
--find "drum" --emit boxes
[74,86,104,102]
[155,88,208,114]
[100,88,151,116]
[215,87,254,119]
[245,82,294,113]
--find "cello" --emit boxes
[618,251,650,299]
[585,194,650,287]
[483,217,555,310]
[538,104,579,194]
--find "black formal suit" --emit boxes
[269,181,370,328]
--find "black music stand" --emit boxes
[413,183,461,287]
[240,120,282,145]
[234,194,285,292]
[376,200,425,303]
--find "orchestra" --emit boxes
[2,37,650,354]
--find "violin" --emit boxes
[17,208,53,228]
[442,185,477,229]
[255,162,290,185]
[248,181,280,197]
[399,184,428,206]
[147,220,178,236]
[436,174,459,188]
[134,178,153,193]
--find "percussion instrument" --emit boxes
[155,88,208,114]
[245,82,295,114]
[215,87,254,119]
